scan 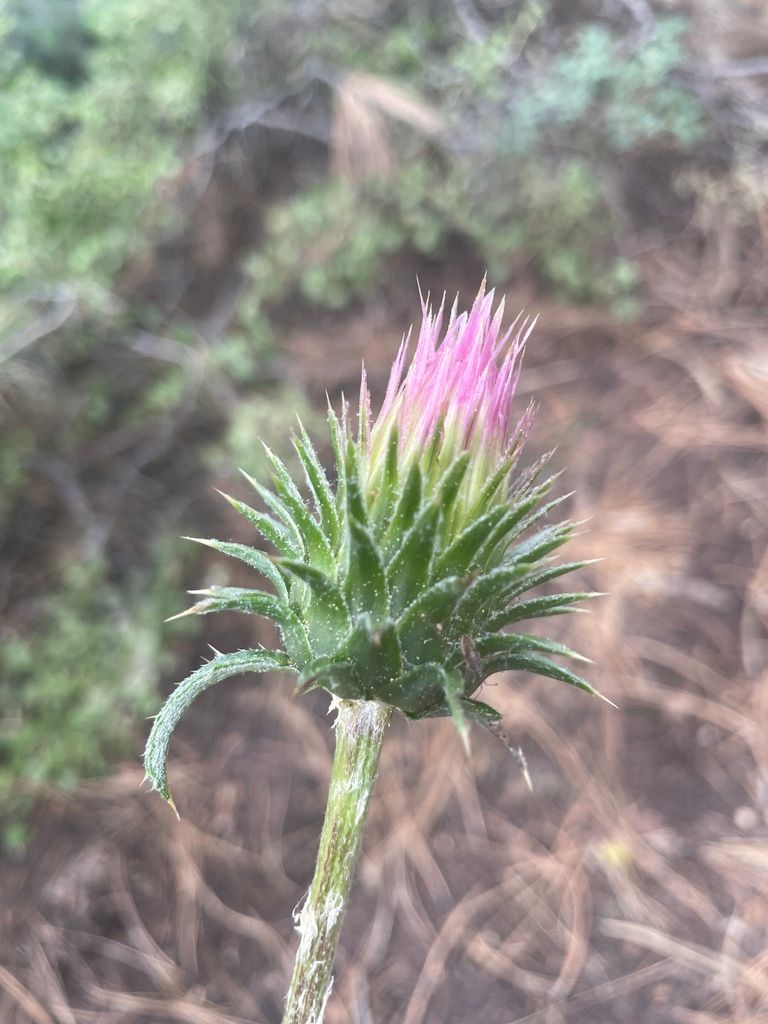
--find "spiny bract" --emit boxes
[145,285,607,805]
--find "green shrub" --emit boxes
[240,13,706,310]
[0,546,194,844]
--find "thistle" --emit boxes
[144,282,609,1024]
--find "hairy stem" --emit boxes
[282,698,391,1024]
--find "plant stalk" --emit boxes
[282,698,391,1024]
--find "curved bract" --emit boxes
[145,285,608,805]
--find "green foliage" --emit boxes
[500,19,704,152]
[0,545,194,839]
[239,11,706,309]
[0,0,249,291]
[245,184,404,311]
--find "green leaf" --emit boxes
[461,697,504,725]
[376,661,445,717]
[466,428,538,517]
[172,585,288,619]
[217,490,302,559]
[508,450,557,503]
[499,560,592,606]
[292,425,340,548]
[367,427,400,524]
[341,614,403,693]
[479,650,607,702]
[398,575,464,663]
[422,696,503,726]
[177,585,311,663]
[239,470,306,555]
[504,522,574,566]
[344,517,389,619]
[381,460,422,557]
[327,402,347,521]
[474,478,564,567]
[382,426,400,495]
[387,501,441,614]
[183,537,288,601]
[296,656,361,699]
[251,451,334,571]
[472,631,591,665]
[436,450,470,513]
[344,435,368,525]
[276,560,346,608]
[431,505,507,580]
[439,666,470,752]
[276,560,349,654]
[358,366,371,450]
[144,649,291,805]
[469,448,519,514]
[448,563,536,638]
[488,591,601,631]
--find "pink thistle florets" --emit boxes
[363,283,535,510]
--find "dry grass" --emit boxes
[1,259,767,1023]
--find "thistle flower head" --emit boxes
[363,283,534,538]
[369,286,530,471]
[145,282,608,806]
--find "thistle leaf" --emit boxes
[504,522,575,566]
[341,614,403,693]
[474,478,564,567]
[382,426,400,498]
[431,505,507,580]
[181,585,311,663]
[276,560,349,654]
[508,449,557,502]
[183,537,288,601]
[397,575,464,663]
[344,436,368,524]
[488,591,602,631]
[276,560,346,609]
[436,451,470,513]
[387,502,441,614]
[499,560,593,607]
[470,449,520,512]
[253,451,334,571]
[435,451,471,540]
[393,662,471,749]
[460,698,504,725]
[422,696,503,726]
[376,661,445,717]
[296,657,361,699]
[381,460,422,556]
[239,470,306,553]
[144,648,291,805]
[344,517,389,619]
[183,585,287,618]
[479,650,606,702]
[327,401,347,520]
[448,563,536,638]
[440,666,470,753]
[472,632,591,665]
[292,425,340,549]
[367,427,401,525]
[399,575,464,628]
[217,490,302,559]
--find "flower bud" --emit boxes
[145,282,608,804]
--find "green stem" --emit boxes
[282,698,391,1024]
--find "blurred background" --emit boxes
[1,0,767,1021]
